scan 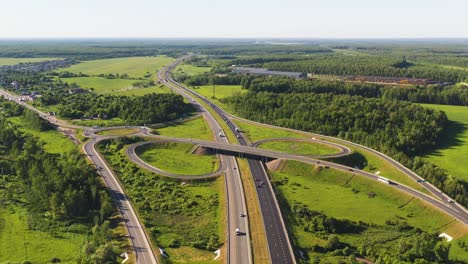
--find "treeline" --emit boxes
[58,93,194,124]
[222,92,447,156]
[243,76,468,106]
[221,91,468,206]
[260,54,468,82]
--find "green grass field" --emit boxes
[7,116,76,154]
[0,57,59,66]
[137,142,220,175]
[0,207,86,264]
[271,160,468,262]
[154,116,213,141]
[59,77,171,96]
[176,64,212,76]
[96,127,140,136]
[421,104,468,181]
[59,56,174,78]
[258,140,340,156]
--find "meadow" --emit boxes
[137,142,220,175]
[271,160,468,262]
[0,207,86,264]
[0,57,59,66]
[190,85,247,112]
[421,104,468,181]
[58,56,174,78]
[153,116,214,141]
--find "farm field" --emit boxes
[137,142,220,175]
[0,207,86,264]
[99,140,224,263]
[58,77,171,96]
[421,104,468,181]
[270,160,468,262]
[258,140,341,156]
[0,57,59,66]
[153,115,214,141]
[58,56,174,78]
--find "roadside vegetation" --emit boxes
[258,140,341,156]
[137,142,220,176]
[0,99,126,263]
[270,160,468,263]
[96,127,140,136]
[153,115,214,141]
[98,138,224,263]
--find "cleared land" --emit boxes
[137,142,220,175]
[421,104,468,181]
[0,208,86,264]
[0,57,59,66]
[7,116,76,154]
[258,140,341,156]
[59,56,174,78]
[270,160,468,262]
[154,116,213,141]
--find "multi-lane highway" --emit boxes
[161,57,297,264]
[158,61,253,264]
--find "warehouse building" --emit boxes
[232,66,307,79]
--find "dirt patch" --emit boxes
[191,145,215,156]
[266,159,283,171]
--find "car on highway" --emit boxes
[240,213,246,217]
[235,228,241,235]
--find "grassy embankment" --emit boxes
[421,104,468,182]
[152,116,214,141]
[137,142,220,176]
[189,85,247,112]
[99,139,224,263]
[270,160,468,263]
[175,63,212,76]
[0,57,60,66]
[58,56,174,96]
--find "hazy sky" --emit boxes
[1,0,467,38]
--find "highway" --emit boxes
[161,57,297,264]
[123,134,468,225]
[158,61,253,264]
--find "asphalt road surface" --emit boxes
[161,58,296,264]
[159,61,253,264]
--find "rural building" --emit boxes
[232,67,307,79]
[10,81,19,89]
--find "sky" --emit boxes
[0,0,467,39]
